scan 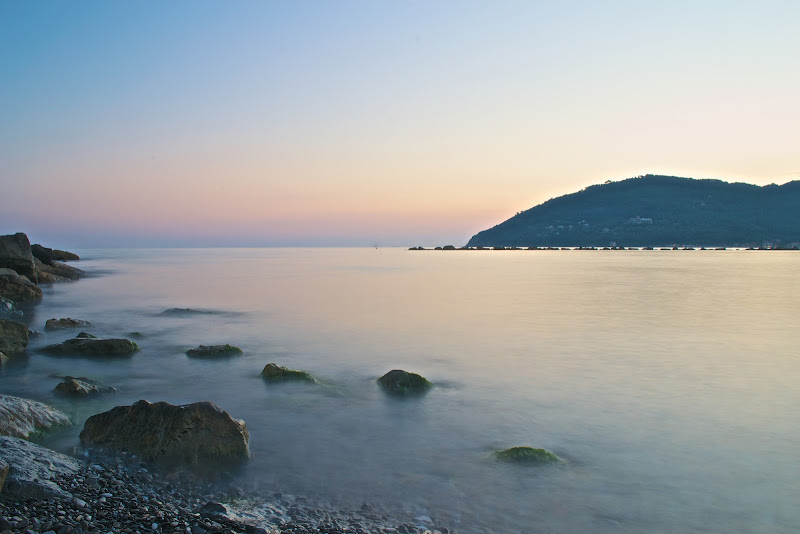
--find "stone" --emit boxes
[0,269,42,301]
[0,296,23,321]
[45,317,93,330]
[0,233,37,283]
[0,319,28,355]
[0,394,70,439]
[0,435,80,500]
[186,344,243,358]
[76,332,97,339]
[30,244,79,265]
[377,370,433,396]
[260,363,315,383]
[40,337,139,357]
[494,446,560,464]
[0,457,8,493]
[54,377,117,396]
[80,400,250,467]
[0,352,7,366]
[35,258,85,283]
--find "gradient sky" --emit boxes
[2,1,799,247]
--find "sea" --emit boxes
[2,247,799,533]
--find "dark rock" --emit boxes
[377,370,433,396]
[0,394,70,438]
[0,436,79,499]
[0,319,28,355]
[40,337,138,357]
[45,318,93,330]
[0,296,23,321]
[75,332,97,339]
[31,244,79,265]
[80,400,250,467]
[186,344,243,358]
[0,233,37,283]
[0,351,8,366]
[0,457,8,493]
[35,258,85,282]
[54,377,117,396]
[0,269,42,301]
[160,308,215,316]
[260,363,315,383]
[200,502,228,518]
[128,331,145,339]
[494,446,559,464]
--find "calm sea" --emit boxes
[3,248,799,533]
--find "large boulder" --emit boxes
[0,233,37,283]
[40,336,138,357]
[80,400,249,467]
[260,363,315,383]
[45,317,93,330]
[0,394,70,439]
[377,369,433,396]
[0,318,28,355]
[0,436,80,499]
[186,344,243,358]
[0,268,42,301]
[35,258,85,283]
[31,243,80,265]
[54,376,117,396]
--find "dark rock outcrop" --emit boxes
[40,336,139,357]
[31,243,80,265]
[35,258,85,283]
[45,317,93,330]
[80,400,250,467]
[0,394,70,439]
[494,446,560,464]
[54,377,117,396]
[186,344,243,358]
[377,369,433,396]
[0,318,28,355]
[0,268,42,301]
[0,233,37,284]
[260,363,315,383]
[0,436,80,500]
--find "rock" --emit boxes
[0,296,23,321]
[40,336,139,357]
[260,363,315,383]
[35,258,85,282]
[160,308,215,316]
[0,435,80,499]
[186,344,243,358]
[377,370,433,396]
[494,446,560,464]
[0,457,8,493]
[0,233,37,284]
[30,244,79,265]
[45,317,93,330]
[80,400,250,467]
[0,394,70,438]
[76,331,97,338]
[0,351,7,366]
[0,269,42,301]
[0,319,28,355]
[54,377,117,396]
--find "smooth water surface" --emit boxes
[3,248,799,533]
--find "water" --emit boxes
[2,248,799,533]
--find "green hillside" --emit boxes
[466,175,800,248]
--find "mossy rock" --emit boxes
[494,446,559,465]
[186,344,243,358]
[377,369,433,396]
[260,363,315,383]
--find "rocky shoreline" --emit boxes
[0,233,454,534]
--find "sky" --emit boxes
[1,1,799,247]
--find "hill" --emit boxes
[466,175,800,248]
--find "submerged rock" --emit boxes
[0,268,42,301]
[45,317,93,330]
[0,435,80,499]
[494,446,560,464]
[0,233,37,284]
[186,344,243,358]
[377,369,433,396]
[160,308,216,316]
[76,331,98,338]
[0,394,70,438]
[35,257,85,282]
[54,376,117,396]
[40,336,139,357]
[260,363,315,383]
[0,318,28,355]
[80,400,250,467]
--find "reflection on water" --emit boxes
[2,248,799,533]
